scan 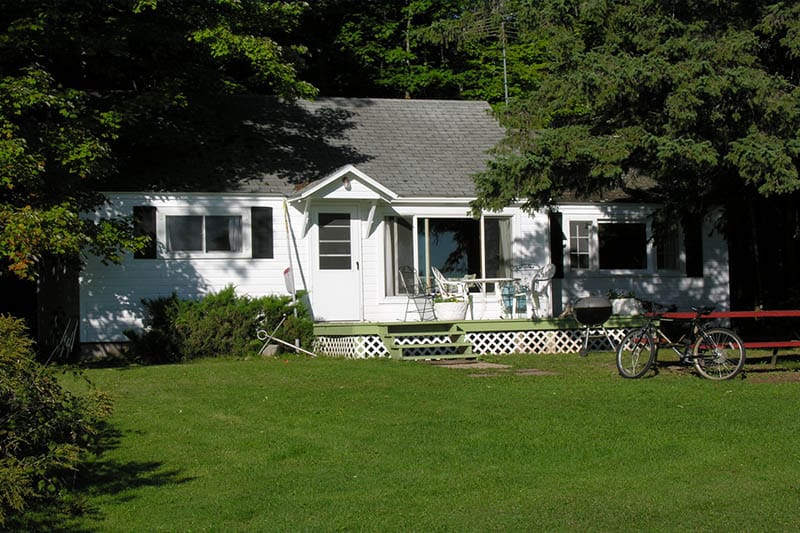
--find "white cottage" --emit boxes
[80,97,730,353]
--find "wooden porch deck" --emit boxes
[313,316,642,359]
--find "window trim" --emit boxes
[564,215,687,276]
[388,214,513,296]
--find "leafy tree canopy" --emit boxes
[472,0,800,224]
[299,0,545,102]
[0,0,315,279]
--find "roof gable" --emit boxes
[290,165,398,202]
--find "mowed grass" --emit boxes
[64,353,800,531]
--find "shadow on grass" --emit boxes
[7,423,195,532]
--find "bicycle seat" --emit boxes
[690,305,715,315]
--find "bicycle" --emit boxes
[615,301,746,380]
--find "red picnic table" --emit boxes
[659,309,800,363]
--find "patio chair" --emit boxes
[398,266,436,321]
[530,263,556,318]
[504,264,539,318]
[430,267,469,300]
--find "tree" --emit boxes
[471,0,800,306]
[299,0,545,102]
[0,0,316,279]
[0,315,112,526]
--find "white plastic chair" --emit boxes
[430,267,469,300]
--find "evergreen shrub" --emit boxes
[0,315,112,527]
[125,286,314,363]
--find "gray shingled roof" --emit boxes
[119,97,506,198]
[293,98,506,198]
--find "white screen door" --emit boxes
[311,209,362,321]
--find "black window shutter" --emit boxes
[684,219,703,278]
[133,206,157,259]
[548,211,564,279]
[252,207,274,259]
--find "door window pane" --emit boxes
[319,213,351,270]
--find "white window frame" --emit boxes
[412,214,513,293]
[564,215,653,275]
[157,207,251,259]
[564,213,687,276]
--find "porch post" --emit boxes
[424,217,431,288]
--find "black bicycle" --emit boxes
[615,301,746,380]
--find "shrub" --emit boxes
[0,315,112,527]
[125,286,314,364]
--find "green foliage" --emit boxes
[473,0,800,219]
[0,315,112,527]
[300,0,544,101]
[125,286,314,364]
[0,1,315,279]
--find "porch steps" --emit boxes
[379,321,475,360]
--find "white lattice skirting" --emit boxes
[313,335,389,358]
[314,327,628,359]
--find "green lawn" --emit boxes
[62,352,800,531]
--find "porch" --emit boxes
[313,316,641,359]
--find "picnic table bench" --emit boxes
[660,309,800,364]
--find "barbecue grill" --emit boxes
[573,296,615,356]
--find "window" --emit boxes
[251,207,274,259]
[133,206,157,259]
[564,216,697,273]
[384,215,511,296]
[656,228,680,271]
[418,217,510,280]
[141,205,274,259]
[384,216,413,295]
[569,221,591,270]
[318,213,351,270]
[166,215,242,253]
[598,222,647,269]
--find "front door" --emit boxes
[310,208,362,321]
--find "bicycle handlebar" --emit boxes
[638,299,715,318]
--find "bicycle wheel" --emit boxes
[692,327,746,380]
[616,328,656,378]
